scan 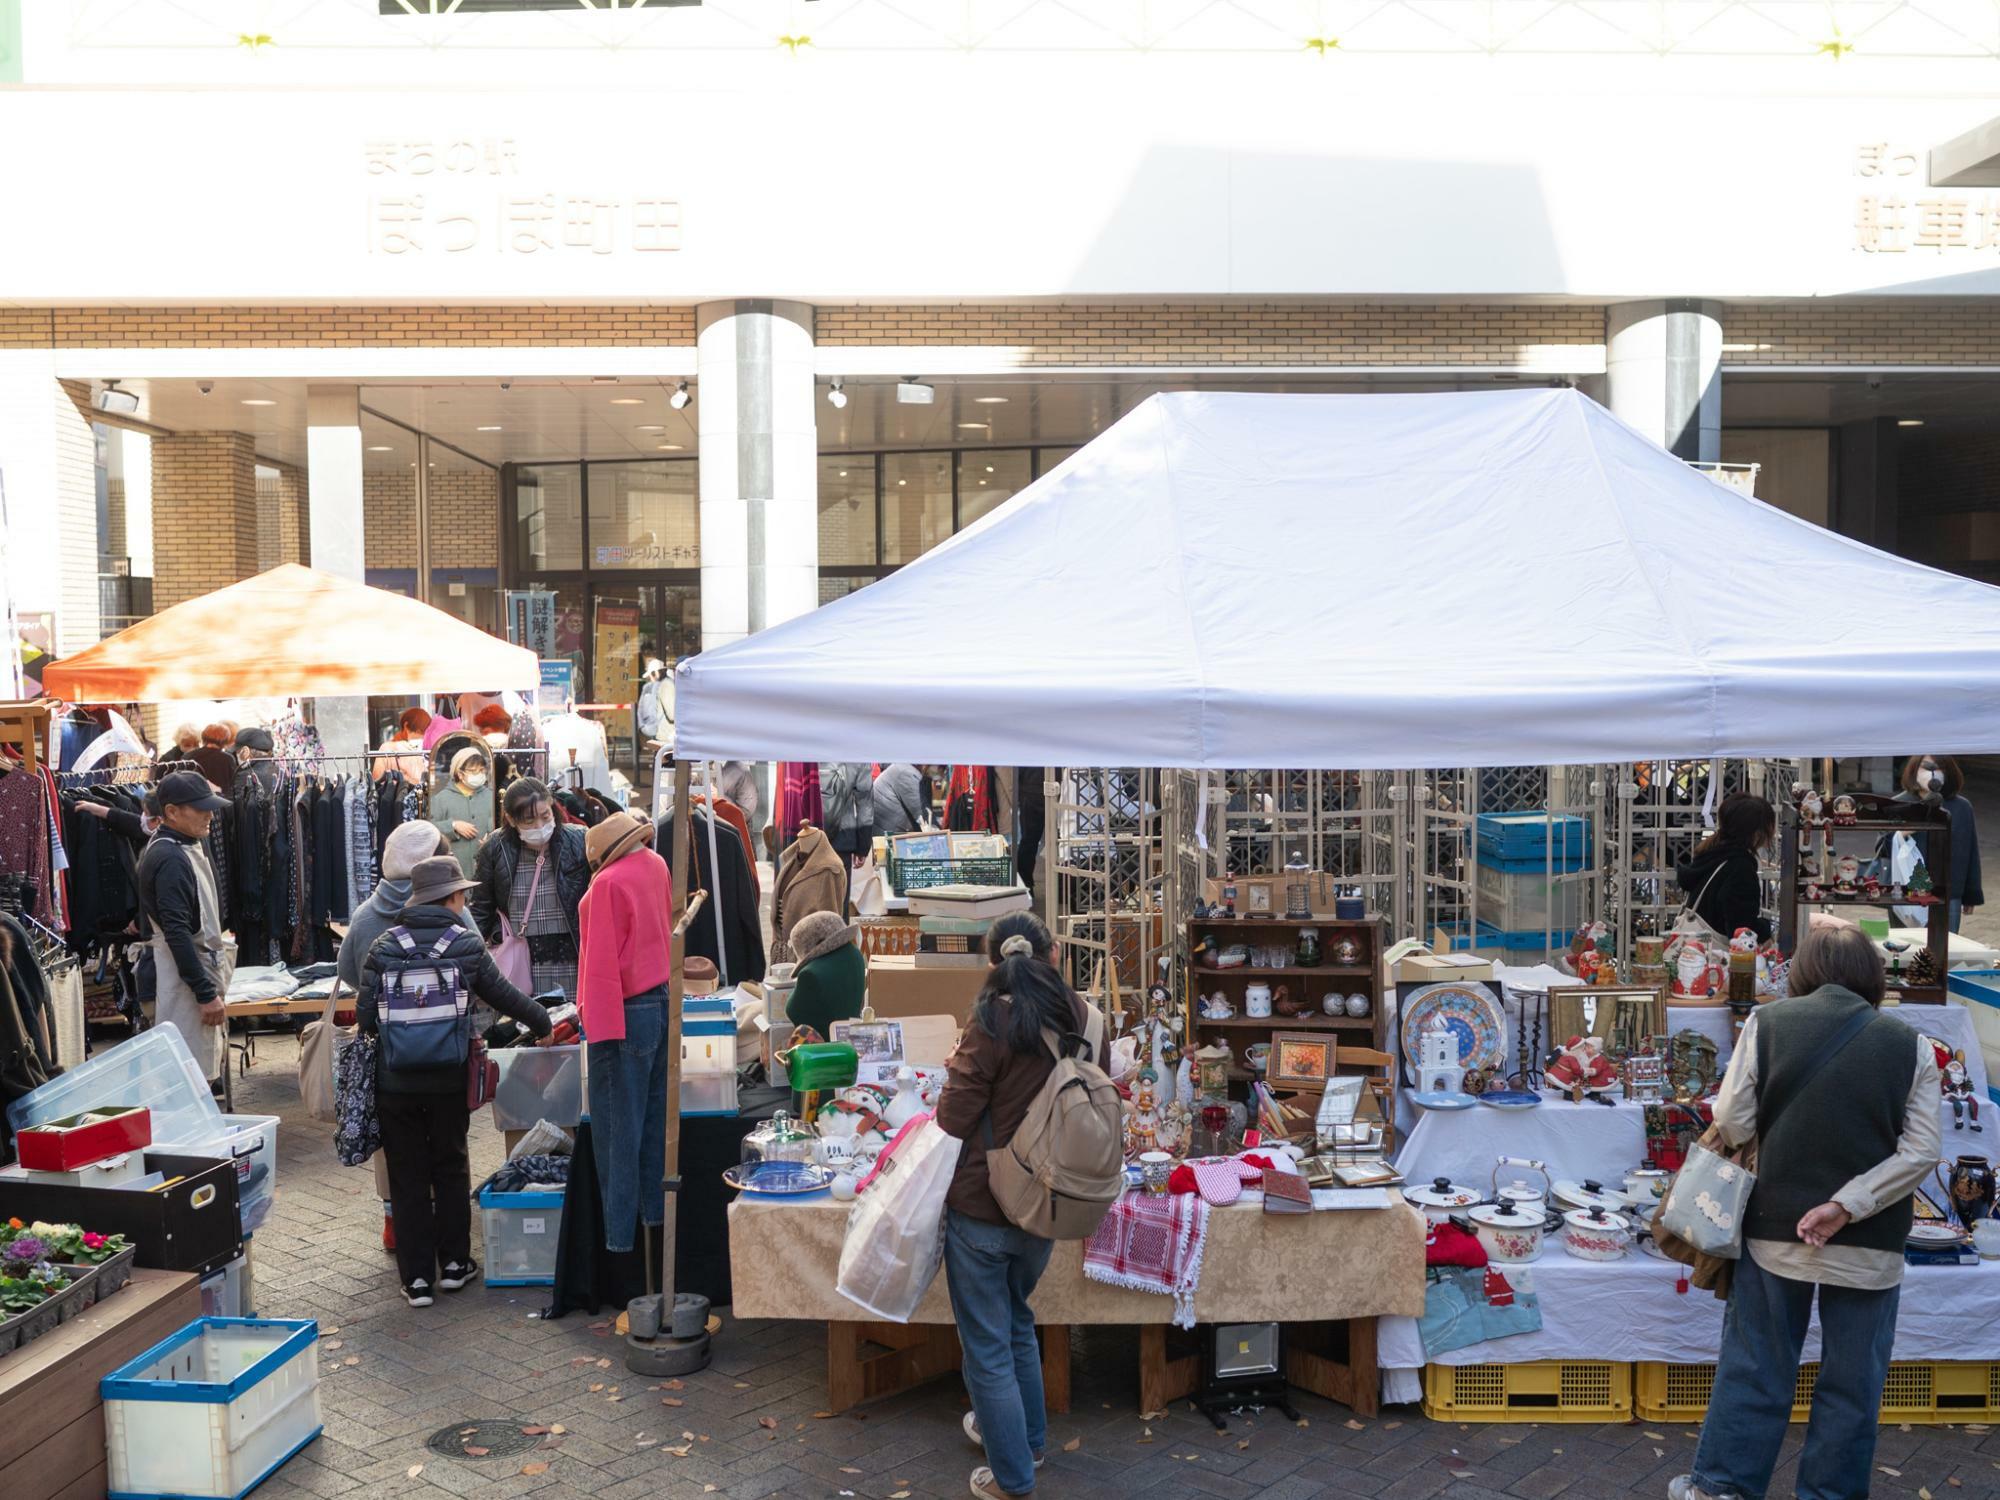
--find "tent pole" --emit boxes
[662,757,694,1306]
[704,760,730,984]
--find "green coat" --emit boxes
[430,781,492,879]
[785,942,867,1039]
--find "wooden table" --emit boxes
[728,1194,1425,1416]
[0,1267,201,1500]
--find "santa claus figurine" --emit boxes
[1546,1034,1619,1093]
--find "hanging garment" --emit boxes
[945,766,996,833]
[657,808,766,985]
[0,769,54,923]
[689,793,758,898]
[777,762,823,850]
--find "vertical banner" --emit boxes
[504,589,558,659]
[592,600,641,754]
[537,659,575,716]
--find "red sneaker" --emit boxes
[382,1210,396,1253]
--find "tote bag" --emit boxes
[489,853,546,994]
[836,1114,963,1323]
[299,984,341,1124]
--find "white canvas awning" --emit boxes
[675,388,2000,769]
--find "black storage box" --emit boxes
[0,1150,242,1275]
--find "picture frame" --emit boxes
[1549,984,1666,1055]
[1241,877,1277,917]
[1269,1031,1336,1089]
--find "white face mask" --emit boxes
[519,818,555,847]
[1919,763,1942,791]
[462,771,488,791]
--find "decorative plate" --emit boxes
[1478,1089,1543,1111]
[1907,1222,1969,1246]
[1399,982,1507,1075]
[721,1161,835,1196]
[1409,1090,1477,1111]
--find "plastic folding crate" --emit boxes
[886,856,1015,896]
[1422,1360,1632,1423]
[1476,813,1592,865]
[479,1186,563,1286]
[1637,1360,2000,1425]
[101,1316,322,1500]
[1947,970,2000,1056]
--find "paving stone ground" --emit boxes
[216,1030,2000,1500]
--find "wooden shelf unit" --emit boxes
[1778,792,1951,1005]
[1187,913,1389,1084]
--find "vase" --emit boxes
[1945,1154,1997,1231]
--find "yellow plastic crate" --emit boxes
[1423,1361,1632,1424]
[1636,1361,2000,1426]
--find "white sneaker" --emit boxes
[401,1279,433,1308]
[963,1411,1044,1467]
[970,1467,1031,1500]
[1668,1476,1738,1500]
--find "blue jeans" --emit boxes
[586,987,669,1253]
[1692,1251,1901,1500]
[944,1210,1052,1496]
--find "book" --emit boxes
[917,913,998,936]
[1310,1188,1394,1211]
[1262,1170,1312,1214]
[907,885,1032,919]
[1333,1159,1404,1188]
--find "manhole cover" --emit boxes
[425,1420,547,1460]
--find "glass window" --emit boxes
[589,460,698,569]
[818,575,878,606]
[1036,446,1081,477]
[957,449,1032,529]
[819,456,878,565]
[882,452,952,563]
[515,464,582,572]
[518,579,589,686]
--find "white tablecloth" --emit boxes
[1380,1254,2000,1404]
[1395,1096,1648,1198]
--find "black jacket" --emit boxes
[1676,843,1771,943]
[136,829,221,1003]
[470,825,590,945]
[658,808,766,984]
[356,901,552,1095]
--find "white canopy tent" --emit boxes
[675,388,2000,768]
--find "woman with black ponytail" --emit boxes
[934,913,1099,1499]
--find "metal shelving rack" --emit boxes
[1047,767,1167,1012]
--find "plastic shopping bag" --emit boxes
[1891,832,1929,926]
[836,1114,963,1323]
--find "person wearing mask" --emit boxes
[819,762,876,863]
[933,913,1102,1500]
[135,771,234,1084]
[576,811,674,1257]
[358,856,552,1306]
[872,762,930,837]
[189,724,237,796]
[782,910,867,1038]
[234,726,280,793]
[1897,754,1982,932]
[430,746,493,879]
[375,707,432,783]
[635,656,673,756]
[472,777,589,1004]
[337,820,457,1254]
[1669,926,1939,1500]
[1675,791,1776,943]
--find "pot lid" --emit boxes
[1497,1180,1544,1200]
[1564,1207,1628,1231]
[1627,1167,1667,1180]
[1553,1177,1630,1211]
[1406,1177,1480,1209]
[1468,1200,1539,1228]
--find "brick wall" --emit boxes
[0,306,696,348]
[152,432,256,609]
[255,460,310,570]
[364,466,498,572]
[1722,302,2000,366]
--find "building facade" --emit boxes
[4,1,2000,759]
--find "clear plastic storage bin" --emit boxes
[160,1114,280,1235]
[479,1187,563,1286]
[681,1021,738,1117]
[199,1253,251,1319]
[102,1317,321,1500]
[8,1024,220,1144]
[491,1045,585,1131]
[1475,861,1586,936]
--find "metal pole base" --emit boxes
[625,1328,712,1377]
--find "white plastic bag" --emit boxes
[836,1114,963,1322]
[850,855,888,918]
[1891,832,1928,926]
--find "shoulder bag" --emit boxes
[1655,1004,1877,1261]
[299,981,341,1124]
[1667,858,1734,952]
[489,850,546,994]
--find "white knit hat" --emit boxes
[383,821,447,881]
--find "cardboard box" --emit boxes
[866,956,986,1024]
[1395,952,1497,985]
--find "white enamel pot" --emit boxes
[1561,1207,1632,1261]
[1467,1200,1545,1264]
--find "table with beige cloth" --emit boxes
[728,1194,1428,1414]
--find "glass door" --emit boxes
[589,579,701,779]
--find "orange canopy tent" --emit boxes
[42,564,538,703]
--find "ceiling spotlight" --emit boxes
[240,398,276,407]
[657,443,685,451]
[973,395,1010,405]
[957,422,988,430]
[827,378,848,409]
[896,379,935,406]
[1897,418,1925,427]
[669,381,692,410]
[96,382,141,415]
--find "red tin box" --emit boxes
[15,1106,153,1172]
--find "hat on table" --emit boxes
[790,909,860,968]
[155,769,229,812]
[406,855,478,907]
[382,822,448,881]
[586,810,654,872]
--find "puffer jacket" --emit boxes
[469,824,590,945]
[356,901,551,1094]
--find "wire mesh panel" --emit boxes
[1414,767,1476,946]
[1049,768,1166,1007]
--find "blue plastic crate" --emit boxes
[1476,813,1591,864]
[1481,851,1593,874]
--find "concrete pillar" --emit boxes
[306,386,368,758]
[695,300,818,652]
[151,432,257,611]
[1605,300,1723,462]
[0,357,101,656]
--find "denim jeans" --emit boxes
[586,987,669,1253]
[1691,1251,1901,1500]
[944,1209,1053,1496]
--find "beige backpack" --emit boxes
[983,1006,1126,1239]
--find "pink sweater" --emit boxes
[575,846,674,1043]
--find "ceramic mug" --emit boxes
[1245,1042,1272,1074]
[1244,983,1274,1018]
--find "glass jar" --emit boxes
[1295,927,1322,967]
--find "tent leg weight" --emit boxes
[669,1292,710,1340]
[626,1328,712,1377]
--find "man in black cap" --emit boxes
[136,770,234,1083]
[234,726,280,794]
